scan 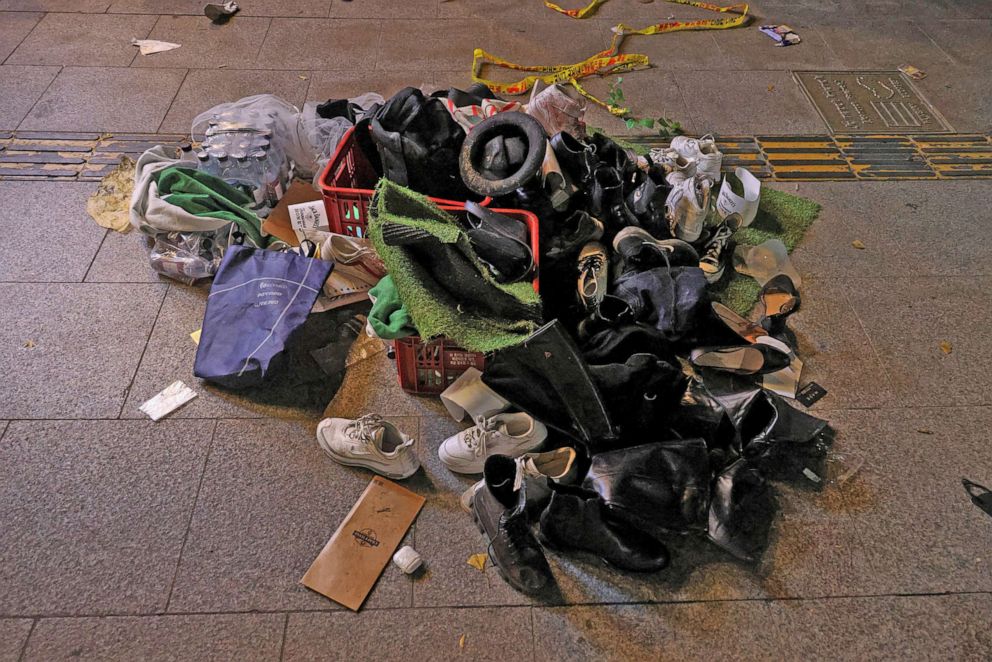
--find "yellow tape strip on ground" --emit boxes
[472,0,749,114]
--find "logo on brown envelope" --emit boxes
[352,528,380,547]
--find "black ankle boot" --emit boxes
[625,169,671,236]
[539,488,670,572]
[550,131,597,186]
[589,165,639,234]
[472,455,555,595]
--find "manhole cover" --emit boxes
[794,71,952,134]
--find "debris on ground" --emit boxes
[87,156,135,232]
[22,339,37,349]
[139,380,197,421]
[130,39,181,55]
[466,553,488,572]
[759,24,801,46]
[899,64,927,80]
[963,479,992,518]
[940,340,953,354]
[204,1,239,24]
[851,239,866,249]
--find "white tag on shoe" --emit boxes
[139,380,197,421]
[716,167,761,227]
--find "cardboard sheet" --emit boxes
[301,477,424,611]
[261,180,325,247]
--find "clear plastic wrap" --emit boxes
[146,226,231,285]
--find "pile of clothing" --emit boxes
[129,82,830,597]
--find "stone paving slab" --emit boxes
[0,620,31,662]
[22,614,284,662]
[6,13,155,67]
[134,16,272,70]
[0,420,213,616]
[0,66,60,131]
[0,11,40,62]
[0,282,166,419]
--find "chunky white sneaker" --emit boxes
[439,413,548,474]
[666,174,712,243]
[649,147,696,186]
[460,447,578,512]
[670,134,723,183]
[317,414,420,479]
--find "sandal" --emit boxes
[753,274,800,328]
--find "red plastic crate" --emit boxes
[393,207,540,395]
[318,125,490,237]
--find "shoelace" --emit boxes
[463,415,500,457]
[578,255,605,297]
[346,413,384,445]
[702,224,734,265]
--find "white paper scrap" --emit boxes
[139,380,197,421]
[716,166,761,227]
[289,201,330,235]
[131,39,182,56]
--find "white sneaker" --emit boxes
[666,174,712,243]
[322,233,387,278]
[459,447,578,512]
[317,414,419,480]
[319,233,385,309]
[649,147,696,186]
[670,134,723,183]
[438,412,548,474]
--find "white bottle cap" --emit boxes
[392,545,423,574]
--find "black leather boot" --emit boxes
[625,168,671,237]
[589,164,639,235]
[483,320,617,448]
[472,455,555,595]
[539,489,670,572]
[550,131,597,186]
[462,201,535,284]
[708,458,776,562]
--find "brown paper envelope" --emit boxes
[301,476,425,611]
[261,180,324,247]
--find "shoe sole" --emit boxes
[439,437,547,475]
[691,347,764,374]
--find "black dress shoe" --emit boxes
[550,131,597,186]
[708,458,775,561]
[463,202,535,284]
[539,488,670,572]
[612,226,699,271]
[472,455,555,595]
[545,210,605,262]
[690,341,791,376]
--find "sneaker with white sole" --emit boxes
[439,413,548,474]
[577,241,609,311]
[666,174,712,243]
[317,414,419,479]
[698,212,743,283]
[648,147,696,186]
[460,447,579,512]
[670,134,723,183]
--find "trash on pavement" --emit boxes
[204,1,239,24]
[301,477,424,610]
[963,479,992,518]
[139,380,197,421]
[87,156,135,232]
[130,39,181,56]
[392,545,423,574]
[899,64,927,80]
[759,24,801,46]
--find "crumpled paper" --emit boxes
[86,156,135,232]
[131,38,181,56]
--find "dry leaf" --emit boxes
[939,340,952,354]
[458,634,466,650]
[466,553,487,572]
[851,239,866,250]
[23,339,36,349]
[767,84,775,92]
[916,428,933,434]
[298,74,308,80]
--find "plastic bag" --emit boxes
[193,245,333,389]
[300,93,384,187]
[146,226,231,285]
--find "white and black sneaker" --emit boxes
[699,213,743,283]
[577,241,609,311]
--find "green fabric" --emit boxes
[369,275,417,339]
[710,186,821,316]
[368,179,541,353]
[153,167,266,246]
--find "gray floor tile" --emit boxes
[84,230,164,284]
[919,19,992,67]
[846,276,992,407]
[614,30,737,71]
[0,620,31,662]
[0,11,41,62]
[0,65,59,130]
[284,607,533,661]
[437,0,548,20]
[533,593,992,661]
[817,20,956,69]
[307,69,435,101]
[255,19,381,70]
[826,407,992,594]
[0,283,167,419]
[674,70,829,134]
[168,418,415,612]
[20,67,187,133]
[6,13,156,67]
[110,0,331,15]
[711,23,843,70]
[913,63,992,133]
[0,420,213,615]
[22,614,284,662]
[0,0,110,10]
[159,68,309,133]
[753,0,970,25]
[331,0,436,19]
[133,16,271,70]
[0,181,103,282]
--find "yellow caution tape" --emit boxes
[472,0,749,114]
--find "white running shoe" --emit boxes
[670,134,723,183]
[459,447,578,512]
[438,413,548,475]
[666,174,712,243]
[649,147,696,186]
[317,414,419,479]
